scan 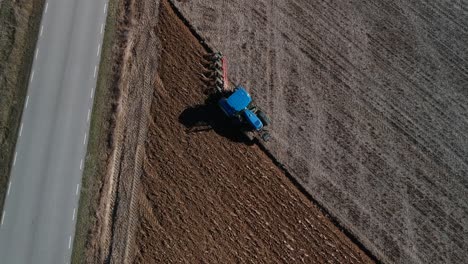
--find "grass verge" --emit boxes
[0,0,45,214]
[71,0,119,263]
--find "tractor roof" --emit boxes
[227,87,252,112]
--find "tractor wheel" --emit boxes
[261,131,271,142]
[248,105,258,112]
[242,130,255,142]
[257,110,271,126]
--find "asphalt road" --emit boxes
[0,0,108,263]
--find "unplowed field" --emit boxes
[173,1,468,263]
[86,0,373,263]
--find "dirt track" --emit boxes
[87,0,374,263]
[173,1,468,263]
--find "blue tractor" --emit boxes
[218,86,271,141]
[203,52,271,142]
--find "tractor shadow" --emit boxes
[178,93,253,144]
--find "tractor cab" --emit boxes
[218,86,264,131]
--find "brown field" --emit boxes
[81,0,374,263]
[173,0,468,263]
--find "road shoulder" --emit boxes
[71,0,119,263]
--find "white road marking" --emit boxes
[45,3,48,13]
[87,109,91,122]
[13,152,17,166]
[72,208,76,221]
[40,26,43,37]
[25,96,29,108]
[90,87,94,99]
[35,48,38,60]
[101,24,104,34]
[19,123,24,137]
[83,133,87,145]
[104,3,107,13]
[94,65,97,78]
[30,71,34,83]
[1,211,5,227]
[80,159,83,170]
[68,236,72,249]
[97,44,101,56]
[76,184,80,195]
[7,182,11,196]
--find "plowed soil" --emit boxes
[134,1,371,262]
[173,1,468,263]
[89,0,373,263]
